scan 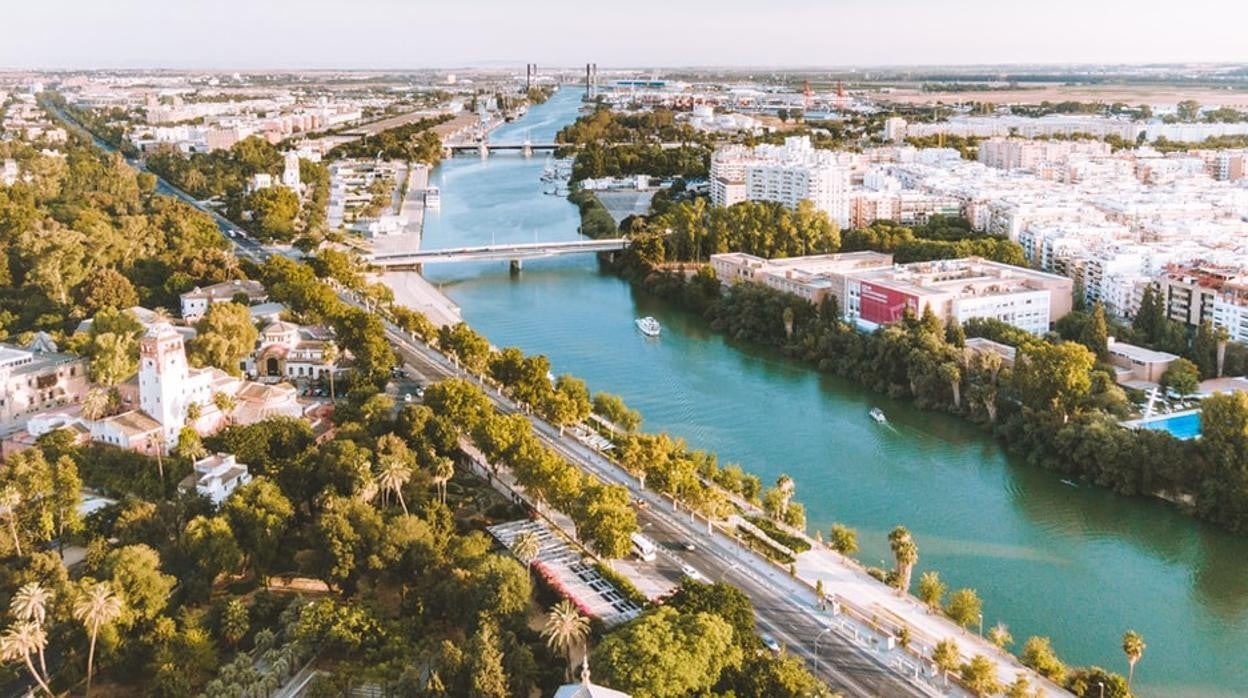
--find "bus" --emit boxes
[630,532,657,562]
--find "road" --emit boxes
[378,319,931,698]
[54,103,936,697]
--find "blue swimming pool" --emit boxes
[1136,411,1202,440]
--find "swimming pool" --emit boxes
[1134,410,1202,440]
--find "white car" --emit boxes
[680,564,708,583]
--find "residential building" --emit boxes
[1159,264,1240,328]
[245,320,339,382]
[710,137,851,227]
[179,453,252,505]
[180,279,268,321]
[0,334,90,432]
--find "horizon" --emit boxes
[6,0,1247,71]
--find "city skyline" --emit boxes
[5,0,1247,70]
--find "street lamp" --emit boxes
[814,626,833,673]
[977,612,984,638]
[1097,681,1105,698]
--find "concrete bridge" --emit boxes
[369,238,631,271]
[444,141,561,157]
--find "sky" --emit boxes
[4,0,1246,70]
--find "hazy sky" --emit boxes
[5,0,1246,70]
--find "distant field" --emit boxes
[878,84,1248,107]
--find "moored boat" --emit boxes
[635,316,661,337]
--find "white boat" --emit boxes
[423,186,441,210]
[869,407,887,424]
[635,316,661,337]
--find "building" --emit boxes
[180,279,268,321]
[245,320,339,382]
[179,453,252,505]
[845,257,1074,334]
[964,337,1017,368]
[710,137,851,227]
[977,138,1112,171]
[1213,280,1248,344]
[1159,264,1240,328]
[553,660,631,698]
[1106,338,1179,385]
[0,335,90,432]
[711,251,893,311]
[282,151,302,192]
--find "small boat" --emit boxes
[1060,479,1079,488]
[869,407,887,424]
[635,316,661,337]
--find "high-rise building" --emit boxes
[282,151,302,192]
[709,137,850,227]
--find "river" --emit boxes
[413,89,1248,697]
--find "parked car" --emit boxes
[760,633,781,654]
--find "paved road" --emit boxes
[384,325,931,698]
[56,104,935,697]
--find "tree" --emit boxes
[667,580,757,646]
[248,187,300,240]
[213,391,237,425]
[1122,629,1145,690]
[223,478,294,581]
[1080,303,1109,360]
[75,267,139,315]
[939,361,963,409]
[189,302,258,376]
[88,331,137,387]
[988,622,1013,650]
[542,600,590,681]
[511,530,541,577]
[1014,341,1095,421]
[960,654,1003,697]
[932,638,960,686]
[322,342,340,400]
[71,580,123,698]
[1004,674,1032,698]
[944,588,982,630]
[376,450,413,514]
[180,515,243,593]
[828,523,858,555]
[469,620,509,698]
[81,386,112,421]
[1160,357,1200,396]
[1132,285,1167,344]
[433,456,455,505]
[103,544,174,626]
[592,392,641,432]
[221,599,250,649]
[0,620,52,696]
[888,525,918,595]
[1177,99,1201,122]
[592,607,741,698]
[775,474,795,518]
[178,426,208,461]
[10,582,52,681]
[1020,636,1067,682]
[917,570,946,611]
[1,486,23,556]
[575,483,638,558]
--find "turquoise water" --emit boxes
[410,89,1248,697]
[1138,411,1202,440]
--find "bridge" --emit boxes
[445,141,561,157]
[369,238,631,271]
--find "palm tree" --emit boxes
[433,456,455,505]
[186,401,202,423]
[73,580,124,698]
[888,526,918,595]
[0,620,52,696]
[81,387,111,421]
[511,531,541,576]
[213,391,237,426]
[376,458,412,514]
[987,622,1013,650]
[775,474,795,518]
[321,342,339,401]
[0,487,22,557]
[1122,629,1146,690]
[542,600,590,682]
[10,582,53,680]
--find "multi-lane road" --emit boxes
[55,104,938,696]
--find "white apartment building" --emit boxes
[180,279,269,321]
[179,453,252,506]
[710,137,851,227]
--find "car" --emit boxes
[680,564,708,583]
[682,540,696,552]
[414,387,425,399]
[760,633,781,654]
[403,392,413,403]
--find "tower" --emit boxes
[139,323,190,446]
